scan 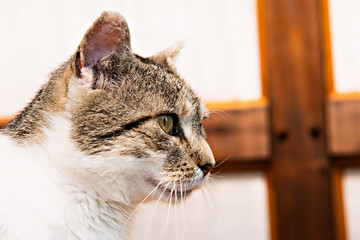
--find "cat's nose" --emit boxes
[197,139,215,176]
[198,162,214,176]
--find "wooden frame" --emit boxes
[1,0,360,239]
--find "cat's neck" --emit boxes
[43,116,137,239]
[61,185,134,239]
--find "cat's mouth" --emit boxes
[146,177,194,201]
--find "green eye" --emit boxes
[157,115,174,134]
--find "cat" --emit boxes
[0,11,215,240]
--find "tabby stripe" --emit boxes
[96,116,152,139]
[134,130,154,140]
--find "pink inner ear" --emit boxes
[80,12,130,68]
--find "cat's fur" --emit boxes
[0,11,214,239]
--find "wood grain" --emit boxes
[327,94,360,156]
[263,0,335,239]
[331,163,347,240]
[203,100,270,162]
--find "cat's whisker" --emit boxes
[213,155,231,168]
[122,177,167,234]
[208,172,226,180]
[181,180,190,240]
[204,182,226,225]
[174,180,178,240]
[203,182,220,215]
[210,167,227,176]
[208,147,219,154]
[143,179,171,240]
[205,113,225,124]
[200,186,212,212]
[208,109,234,121]
[199,184,220,229]
[160,182,174,240]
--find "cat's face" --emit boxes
[65,12,214,204]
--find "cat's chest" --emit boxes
[0,135,70,237]
[0,133,127,239]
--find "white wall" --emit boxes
[0,0,261,117]
[342,169,360,240]
[329,0,360,93]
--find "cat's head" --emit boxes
[65,12,215,204]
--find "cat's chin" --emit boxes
[145,177,195,202]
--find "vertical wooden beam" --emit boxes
[320,0,335,95]
[331,164,347,240]
[257,0,268,98]
[263,0,335,239]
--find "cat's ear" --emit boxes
[149,43,183,68]
[76,11,131,71]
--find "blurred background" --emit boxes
[0,0,360,239]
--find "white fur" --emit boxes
[0,116,164,239]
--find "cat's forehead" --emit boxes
[100,52,205,119]
[156,74,205,119]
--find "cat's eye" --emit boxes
[157,115,174,134]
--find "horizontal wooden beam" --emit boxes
[204,94,360,162]
[213,160,268,174]
[0,116,14,128]
[327,94,360,157]
[203,100,270,162]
